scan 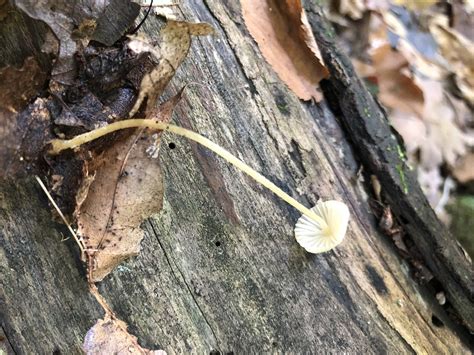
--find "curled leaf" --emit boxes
[84,316,166,355]
[129,20,213,116]
[241,0,328,101]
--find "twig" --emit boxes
[35,176,86,258]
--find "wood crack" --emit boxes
[1,325,17,355]
[148,220,221,351]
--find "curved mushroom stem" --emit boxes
[48,119,326,225]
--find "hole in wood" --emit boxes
[215,241,221,247]
[168,142,176,149]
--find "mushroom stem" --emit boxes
[48,119,326,225]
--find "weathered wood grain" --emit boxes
[303,3,474,332]
[0,1,472,353]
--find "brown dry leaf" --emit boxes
[417,78,474,168]
[429,21,474,104]
[0,57,47,112]
[84,316,166,354]
[372,44,424,116]
[334,0,366,20]
[78,91,183,282]
[390,78,474,169]
[380,11,448,80]
[14,0,106,83]
[355,43,424,117]
[15,0,140,84]
[129,20,213,116]
[352,15,425,116]
[396,38,447,80]
[453,153,474,183]
[241,0,328,101]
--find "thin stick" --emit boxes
[35,176,86,257]
[48,120,327,226]
[89,283,114,316]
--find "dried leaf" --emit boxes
[15,0,139,84]
[129,20,213,116]
[451,0,474,41]
[388,109,426,155]
[355,43,424,117]
[241,0,328,101]
[336,0,366,20]
[84,316,166,354]
[429,21,474,104]
[78,91,183,282]
[453,153,474,183]
[0,57,47,112]
[390,78,474,169]
[417,78,474,168]
[380,11,448,80]
[14,0,104,83]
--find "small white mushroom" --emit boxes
[294,200,350,253]
[48,119,351,254]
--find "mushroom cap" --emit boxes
[294,200,350,253]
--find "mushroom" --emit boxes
[294,200,350,253]
[49,119,350,253]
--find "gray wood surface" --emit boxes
[1,1,472,353]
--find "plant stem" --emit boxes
[35,176,86,257]
[48,119,326,225]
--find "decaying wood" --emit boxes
[1,1,473,353]
[304,3,474,333]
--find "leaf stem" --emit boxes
[48,119,326,225]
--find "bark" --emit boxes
[1,1,473,354]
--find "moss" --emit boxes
[447,195,474,260]
[396,164,408,194]
[396,144,406,161]
[363,106,371,118]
